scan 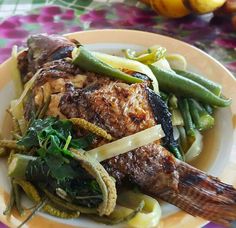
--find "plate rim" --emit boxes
[0,29,235,228]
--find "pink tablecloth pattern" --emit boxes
[0,3,236,77]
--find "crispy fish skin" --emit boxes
[104,144,236,227]
[19,34,236,227]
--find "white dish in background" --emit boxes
[0,29,235,228]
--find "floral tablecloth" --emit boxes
[0,0,236,77]
[0,0,235,228]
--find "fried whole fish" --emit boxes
[18,34,236,227]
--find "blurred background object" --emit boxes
[142,0,236,28]
[142,0,227,18]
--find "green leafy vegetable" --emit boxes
[18,117,94,157]
[17,117,102,209]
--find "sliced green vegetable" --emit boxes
[166,54,187,71]
[92,51,159,93]
[178,99,195,138]
[72,46,143,84]
[171,109,184,126]
[10,69,42,125]
[91,201,144,225]
[185,129,203,162]
[168,145,184,161]
[85,125,165,162]
[174,69,222,96]
[152,58,173,71]
[202,103,214,115]
[188,99,214,131]
[149,65,231,107]
[124,46,166,64]
[118,191,161,228]
[169,94,178,109]
[11,45,23,97]
[8,154,36,179]
[177,126,188,153]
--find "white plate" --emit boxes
[0,29,235,228]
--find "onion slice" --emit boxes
[185,129,203,162]
[85,125,164,162]
[10,69,41,120]
[92,51,159,93]
[117,191,161,228]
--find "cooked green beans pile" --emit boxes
[149,65,231,107]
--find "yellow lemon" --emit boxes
[184,0,226,14]
[150,0,190,18]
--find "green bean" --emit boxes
[72,46,143,84]
[149,66,231,107]
[188,99,214,131]
[202,103,214,115]
[168,145,184,161]
[178,98,195,137]
[177,126,188,153]
[174,69,222,96]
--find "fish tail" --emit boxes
[159,161,236,227]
